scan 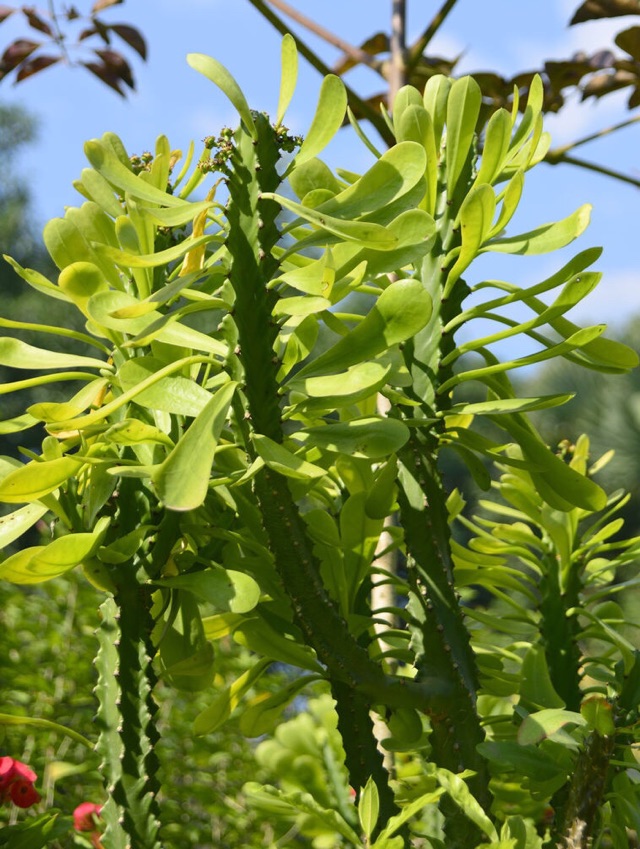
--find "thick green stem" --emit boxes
[224,115,451,812]
[331,681,399,829]
[553,732,615,849]
[95,581,161,849]
[539,555,583,711]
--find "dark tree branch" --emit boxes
[545,150,640,188]
[266,0,384,73]
[245,0,395,145]
[389,0,407,108]
[406,0,459,75]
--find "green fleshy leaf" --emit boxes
[239,676,318,738]
[358,777,380,841]
[289,158,342,201]
[489,169,524,237]
[253,434,327,481]
[288,361,392,407]
[293,74,347,167]
[47,355,213,433]
[293,417,410,459]
[187,53,257,138]
[484,204,591,255]
[154,567,261,614]
[315,142,426,220]
[265,191,398,249]
[86,290,226,356]
[103,419,174,447]
[0,714,93,750]
[0,502,49,548]
[0,518,108,583]
[520,645,565,711]
[193,659,271,735]
[118,357,212,417]
[517,708,586,745]
[273,295,331,318]
[0,337,106,371]
[435,768,498,841]
[136,199,214,228]
[445,76,482,195]
[84,138,186,206]
[396,104,437,213]
[234,617,324,673]
[497,417,607,511]
[580,696,616,735]
[0,456,84,504]
[3,255,71,302]
[446,183,496,292]
[97,526,152,564]
[276,33,298,126]
[476,108,513,186]
[76,166,123,217]
[446,394,573,417]
[96,233,216,269]
[153,381,236,510]
[292,278,432,380]
[0,413,39,434]
[28,378,109,423]
[58,261,110,317]
[423,74,452,147]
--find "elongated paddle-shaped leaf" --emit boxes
[276,33,298,126]
[84,138,185,207]
[0,456,84,503]
[484,204,591,255]
[293,74,347,167]
[187,53,257,138]
[291,279,432,380]
[153,381,236,510]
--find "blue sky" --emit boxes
[1,0,637,330]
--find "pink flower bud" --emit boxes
[73,802,103,832]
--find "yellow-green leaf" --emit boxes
[0,456,84,504]
[153,381,237,510]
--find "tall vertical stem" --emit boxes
[389,0,407,107]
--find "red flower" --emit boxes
[74,803,104,849]
[0,757,41,809]
[73,801,103,832]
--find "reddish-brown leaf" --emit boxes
[111,23,146,60]
[78,25,97,41]
[409,54,457,83]
[615,25,640,60]
[92,0,123,11]
[0,5,15,24]
[570,0,640,25]
[545,58,595,90]
[66,5,80,20]
[334,31,389,75]
[94,47,133,88]
[82,59,124,95]
[472,72,511,102]
[581,68,636,98]
[15,53,60,81]
[91,17,112,43]
[23,6,53,36]
[0,38,39,72]
[628,83,640,105]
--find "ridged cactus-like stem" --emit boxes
[94,580,161,849]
